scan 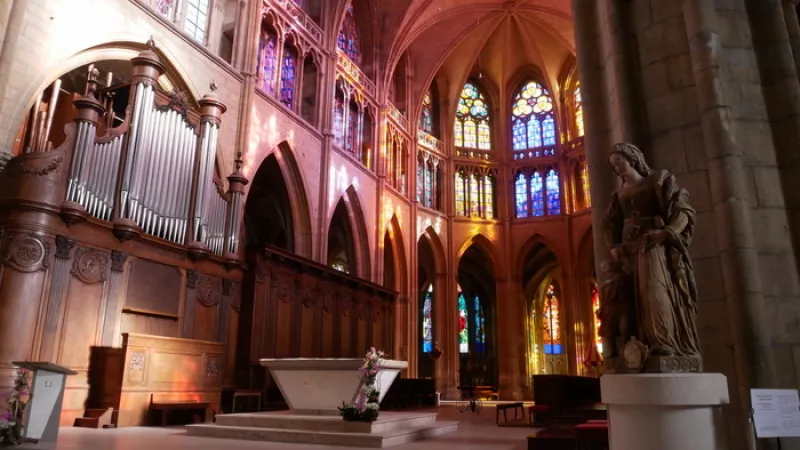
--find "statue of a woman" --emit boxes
[602,143,702,370]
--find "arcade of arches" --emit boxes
[1,1,800,449]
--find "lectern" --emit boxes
[11,362,76,443]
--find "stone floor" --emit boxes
[21,405,534,449]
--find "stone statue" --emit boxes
[600,143,702,373]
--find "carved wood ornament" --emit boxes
[4,232,50,272]
[55,236,75,259]
[111,250,128,272]
[71,248,108,284]
[197,277,222,307]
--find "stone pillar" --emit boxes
[683,0,777,392]
[602,374,730,450]
[782,0,800,75]
[496,276,522,400]
[570,0,617,310]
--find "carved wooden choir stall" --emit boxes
[0,42,396,428]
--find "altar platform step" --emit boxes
[185,411,458,448]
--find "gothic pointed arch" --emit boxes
[244,141,312,257]
[383,214,408,294]
[326,185,371,279]
[455,233,501,271]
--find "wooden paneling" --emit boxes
[238,246,397,386]
[125,259,181,316]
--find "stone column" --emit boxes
[782,0,800,74]
[496,276,522,400]
[570,0,616,304]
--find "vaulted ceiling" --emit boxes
[349,0,576,115]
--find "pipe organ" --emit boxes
[13,44,247,262]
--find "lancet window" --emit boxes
[514,168,561,218]
[333,80,372,168]
[511,81,556,159]
[258,26,279,96]
[454,167,495,219]
[416,151,440,210]
[457,285,488,355]
[592,284,601,354]
[280,45,298,108]
[454,82,491,151]
[542,284,562,355]
[386,129,408,194]
[575,84,584,138]
[419,90,434,135]
[337,4,362,65]
[422,284,433,353]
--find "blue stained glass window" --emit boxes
[531,171,545,217]
[424,164,433,208]
[422,285,433,353]
[474,296,486,353]
[515,172,528,218]
[346,103,358,157]
[458,292,469,353]
[333,92,345,148]
[338,4,361,65]
[280,46,297,108]
[260,31,277,95]
[419,90,434,134]
[545,169,561,215]
[416,163,424,203]
[542,116,556,146]
[511,81,556,152]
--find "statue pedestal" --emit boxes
[601,373,730,450]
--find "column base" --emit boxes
[601,373,730,450]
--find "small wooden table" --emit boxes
[231,389,262,413]
[496,402,524,425]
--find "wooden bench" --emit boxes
[231,389,262,413]
[149,393,211,427]
[496,402,524,425]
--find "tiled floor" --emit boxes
[21,406,534,450]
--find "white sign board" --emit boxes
[751,389,800,438]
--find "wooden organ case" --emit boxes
[0,44,246,427]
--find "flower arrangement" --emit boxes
[338,347,384,422]
[0,368,31,447]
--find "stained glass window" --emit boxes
[346,102,359,157]
[424,163,433,208]
[455,173,466,216]
[454,82,490,150]
[592,284,602,354]
[545,169,560,215]
[259,31,278,96]
[416,162,424,203]
[542,284,561,355]
[155,0,175,18]
[575,85,584,137]
[422,285,433,353]
[419,90,434,134]
[531,171,544,217]
[474,296,486,353]
[333,91,345,148]
[280,46,297,108]
[582,162,591,208]
[483,175,494,219]
[458,291,469,353]
[292,0,304,7]
[469,174,480,218]
[185,0,210,43]
[337,4,362,65]
[515,173,529,218]
[511,81,556,151]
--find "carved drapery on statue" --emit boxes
[600,143,702,373]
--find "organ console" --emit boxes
[11,40,244,262]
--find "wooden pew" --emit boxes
[149,393,211,426]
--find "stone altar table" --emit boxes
[186,358,457,447]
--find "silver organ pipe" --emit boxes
[226,190,243,254]
[204,183,228,256]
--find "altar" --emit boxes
[185,357,458,447]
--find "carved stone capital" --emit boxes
[55,236,75,259]
[187,270,200,289]
[111,250,128,272]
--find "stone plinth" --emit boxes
[259,358,407,415]
[601,373,730,450]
